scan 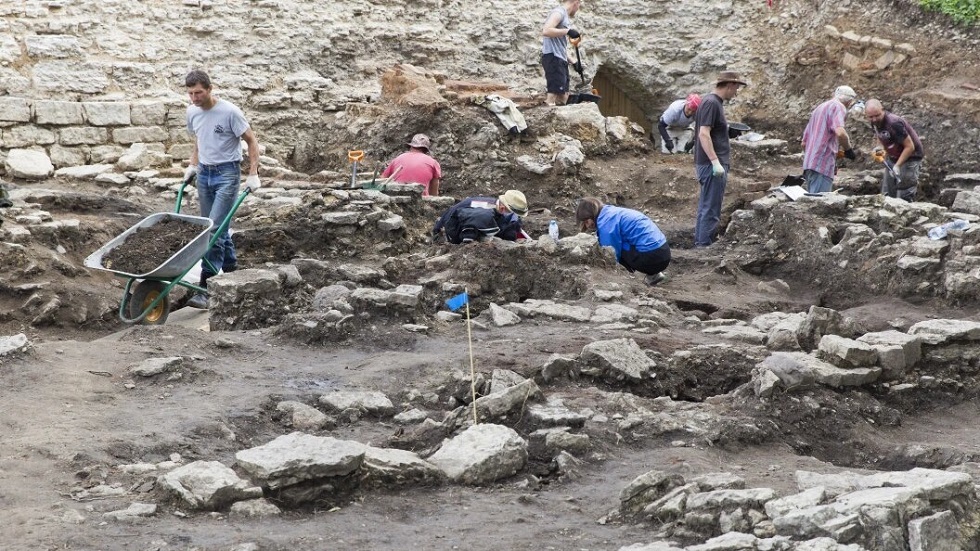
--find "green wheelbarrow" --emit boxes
[84,177,252,325]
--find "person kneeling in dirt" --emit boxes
[656,93,700,154]
[432,190,530,244]
[575,197,671,286]
[381,133,442,197]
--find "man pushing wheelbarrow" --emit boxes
[182,69,263,309]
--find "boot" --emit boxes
[186,275,210,309]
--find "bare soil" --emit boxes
[101,217,207,275]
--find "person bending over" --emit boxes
[575,197,671,286]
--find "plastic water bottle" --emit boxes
[927,219,970,240]
[548,220,560,241]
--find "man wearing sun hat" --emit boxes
[693,70,747,248]
[381,133,442,196]
[801,85,858,194]
[432,189,530,244]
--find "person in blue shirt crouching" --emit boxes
[575,197,671,286]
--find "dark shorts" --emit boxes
[542,53,569,94]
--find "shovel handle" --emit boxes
[569,37,581,47]
[348,150,365,163]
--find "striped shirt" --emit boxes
[802,98,846,178]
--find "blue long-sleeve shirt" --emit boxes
[596,205,667,262]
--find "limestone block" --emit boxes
[908,319,980,344]
[620,470,686,517]
[360,446,446,488]
[229,499,281,517]
[49,144,88,168]
[208,269,283,331]
[234,432,366,489]
[24,35,82,58]
[130,356,182,377]
[580,338,656,381]
[525,402,588,429]
[59,126,109,146]
[276,400,330,430]
[505,299,591,322]
[685,487,777,511]
[0,69,31,95]
[555,144,585,174]
[102,502,157,521]
[0,36,19,64]
[168,143,194,160]
[33,62,110,94]
[817,334,877,367]
[488,302,520,326]
[54,164,115,180]
[427,423,528,485]
[83,102,131,126]
[605,116,631,142]
[5,148,54,179]
[377,214,404,231]
[856,330,922,379]
[908,510,962,551]
[318,390,394,416]
[86,145,124,164]
[157,460,262,510]
[0,333,29,356]
[130,100,168,126]
[550,103,607,145]
[35,100,85,125]
[0,97,31,122]
[115,143,171,171]
[952,190,980,216]
[112,126,168,144]
[3,125,56,147]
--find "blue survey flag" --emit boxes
[445,292,469,312]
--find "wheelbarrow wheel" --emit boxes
[130,281,170,325]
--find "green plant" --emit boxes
[919,0,980,24]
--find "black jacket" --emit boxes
[432,196,523,243]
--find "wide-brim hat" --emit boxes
[498,189,528,217]
[716,71,748,87]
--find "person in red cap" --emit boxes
[656,93,701,154]
[381,133,442,196]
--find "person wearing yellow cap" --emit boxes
[432,190,530,244]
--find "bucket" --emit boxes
[567,93,601,105]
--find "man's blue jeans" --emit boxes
[197,161,240,280]
[694,163,728,247]
[804,169,833,194]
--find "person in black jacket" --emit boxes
[432,190,529,244]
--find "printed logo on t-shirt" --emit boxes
[214,124,225,134]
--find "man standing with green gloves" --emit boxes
[693,71,747,248]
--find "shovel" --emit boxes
[569,37,585,86]
[348,150,365,189]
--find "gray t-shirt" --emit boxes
[541,6,570,61]
[186,99,250,165]
[660,99,695,128]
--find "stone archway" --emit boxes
[591,66,657,135]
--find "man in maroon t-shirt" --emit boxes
[866,99,924,202]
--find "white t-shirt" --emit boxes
[186,99,250,165]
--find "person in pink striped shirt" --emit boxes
[381,133,442,196]
[801,86,858,193]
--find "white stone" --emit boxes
[427,423,528,485]
[83,102,131,126]
[157,461,262,510]
[5,149,54,180]
[318,390,394,416]
[0,333,30,356]
[234,432,365,489]
[34,100,85,125]
[580,338,656,381]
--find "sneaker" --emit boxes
[186,292,209,309]
[645,272,667,286]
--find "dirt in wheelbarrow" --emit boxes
[101,218,206,275]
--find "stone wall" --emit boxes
[0,97,189,170]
